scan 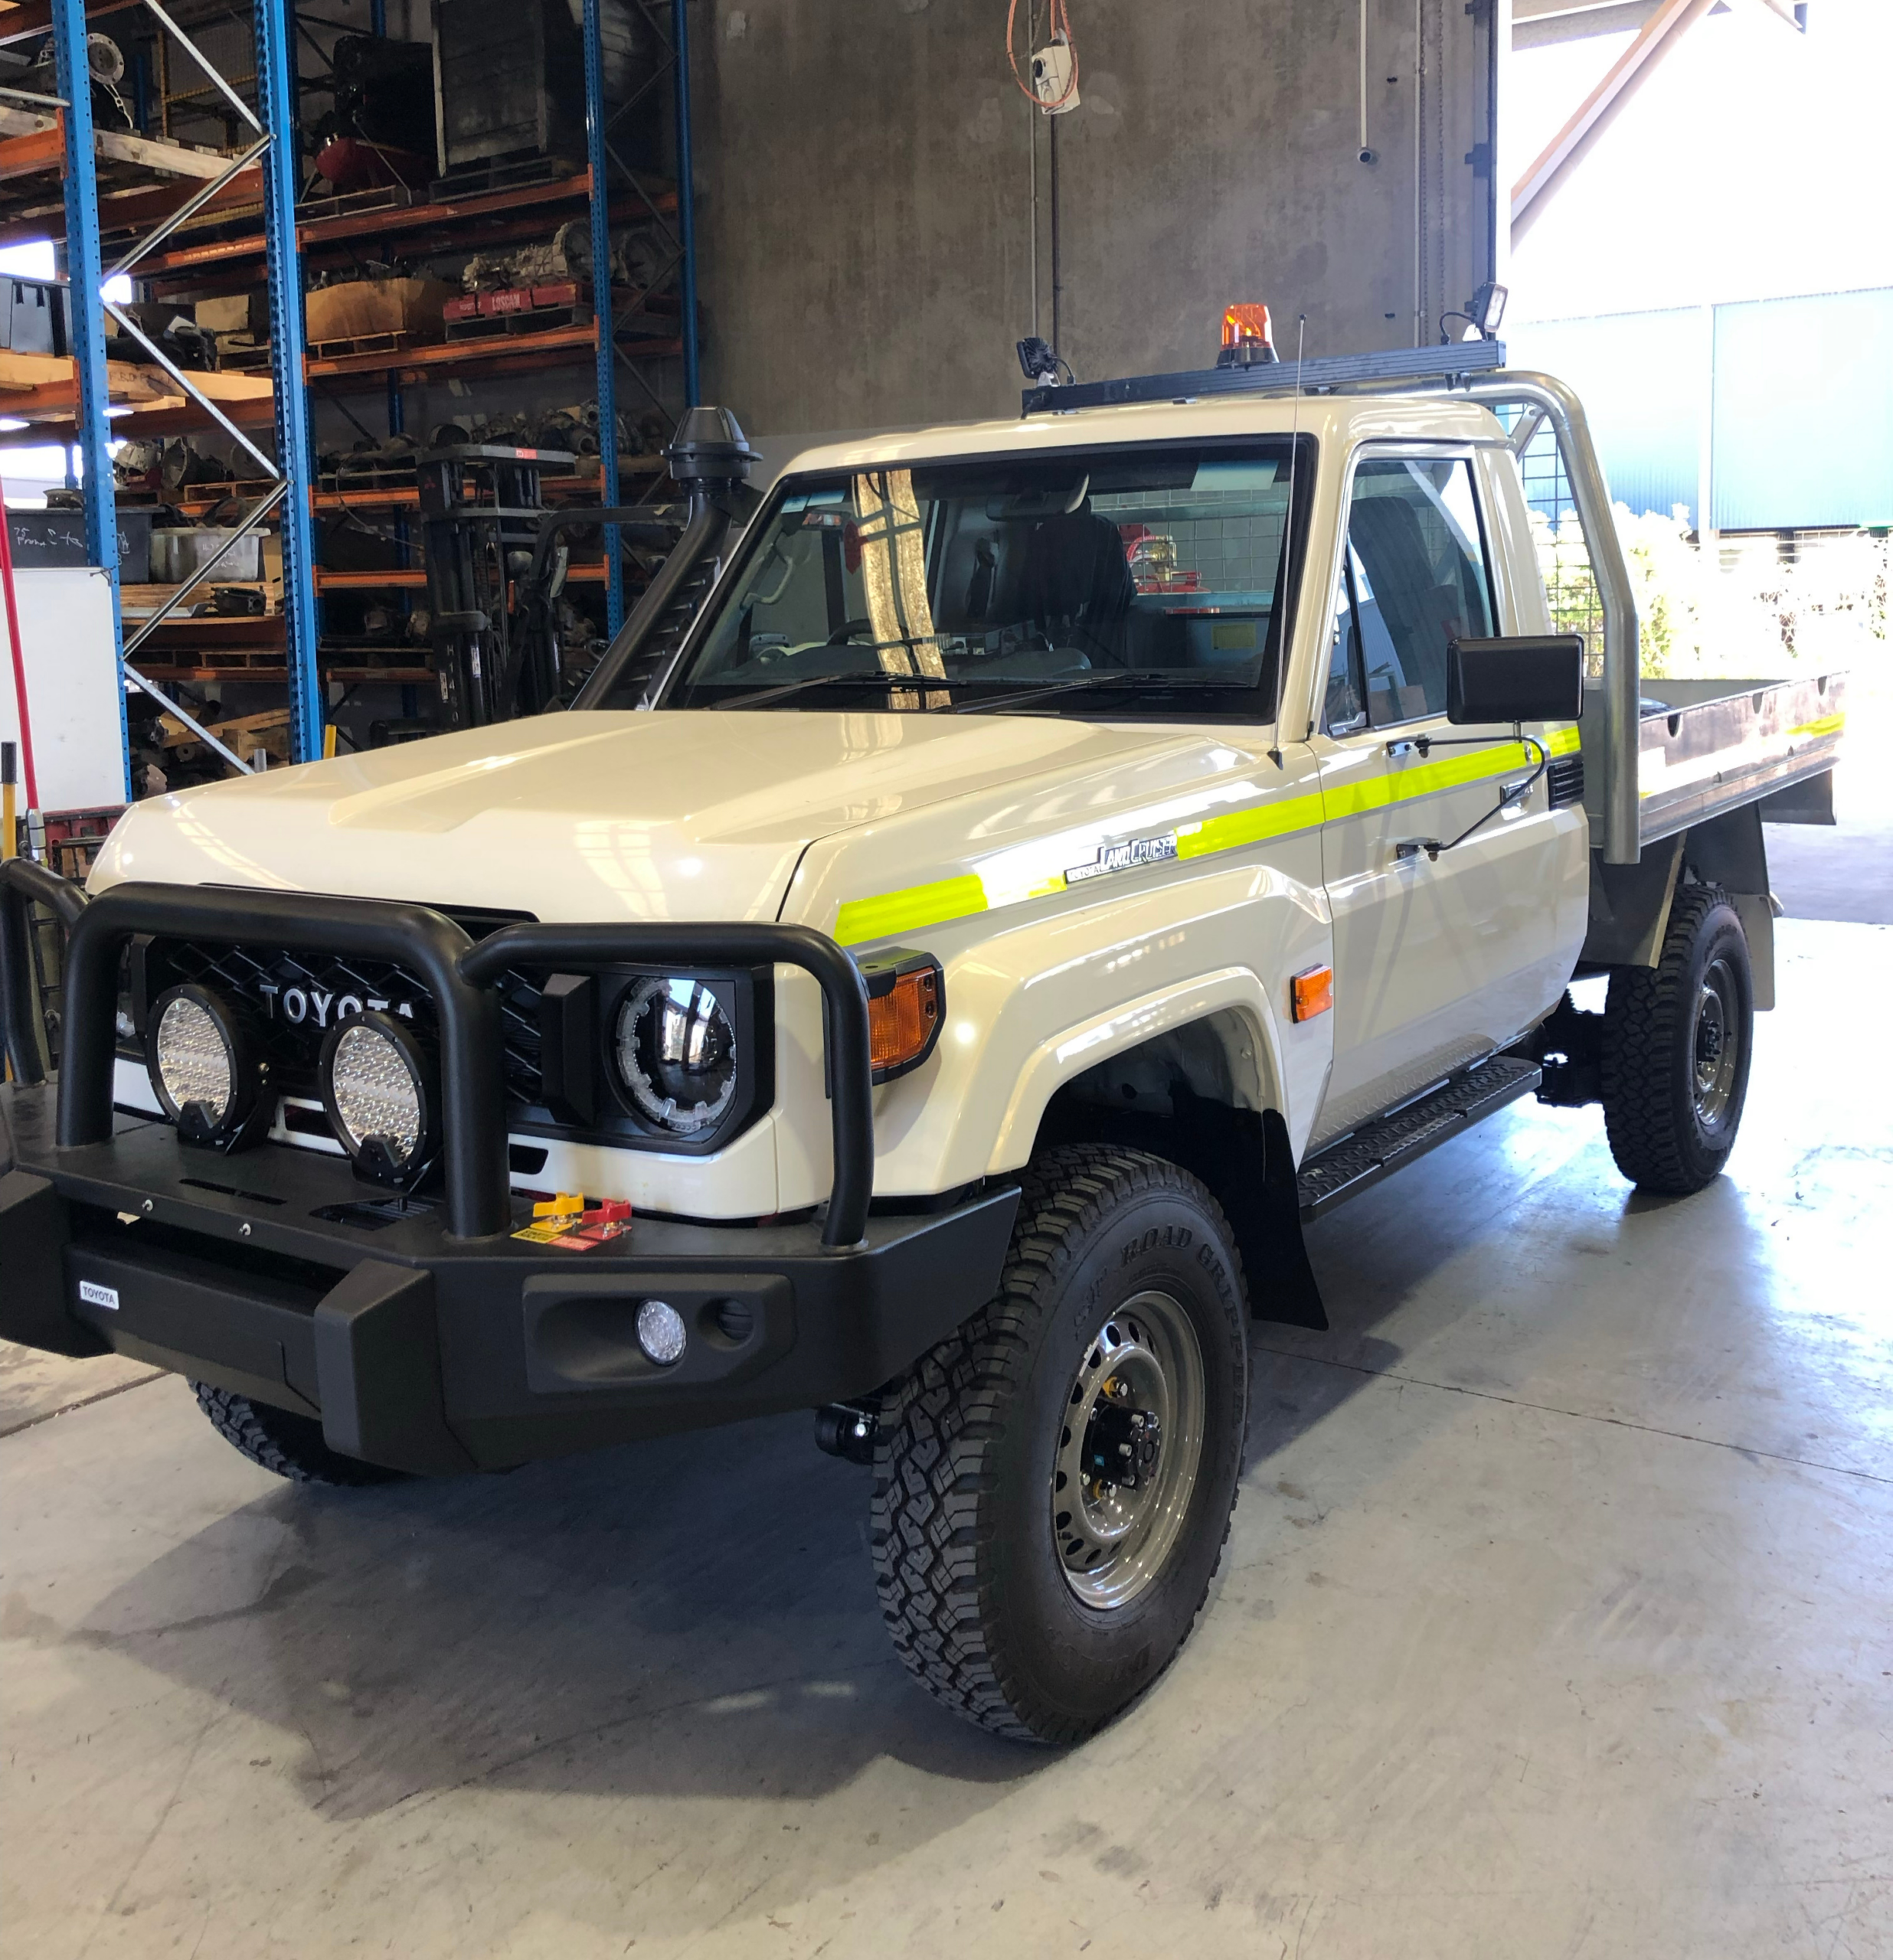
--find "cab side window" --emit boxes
[1345,457,1495,727]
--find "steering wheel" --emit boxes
[824,617,875,647]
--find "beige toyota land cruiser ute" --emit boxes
[0,341,1845,1743]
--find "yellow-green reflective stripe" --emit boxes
[834,873,986,947]
[1175,787,1326,858]
[1321,738,1535,821]
[1790,711,1845,739]
[1546,724,1581,756]
[838,728,1580,941]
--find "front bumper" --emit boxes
[0,1083,1018,1473]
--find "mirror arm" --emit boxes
[1394,726,1551,862]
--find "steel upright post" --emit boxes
[583,0,624,635]
[253,0,323,763]
[51,0,131,799]
[672,0,698,408]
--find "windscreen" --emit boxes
[656,439,1310,720]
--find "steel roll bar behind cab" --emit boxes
[0,861,875,1248]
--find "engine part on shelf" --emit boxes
[431,0,659,182]
[109,306,217,371]
[23,32,132,132]
[159,441,230,493]
[210,586,266,617]
[460,219,587,292]
[457,223,662,300]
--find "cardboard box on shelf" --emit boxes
[305,277,456,345]
[195,292,267,335]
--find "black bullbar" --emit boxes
[0,859,875,1246]
[0,859,1021,1475]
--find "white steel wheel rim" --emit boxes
[1051,1289,1207,1611]
[1692,955,1741,1129]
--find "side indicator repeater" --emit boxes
[1292,965,1334,1023]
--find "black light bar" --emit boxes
[1022,340,1509,416]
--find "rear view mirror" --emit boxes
[1447,635,1584,725]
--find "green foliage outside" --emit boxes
[1525,505,1890,681]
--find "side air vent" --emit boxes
[1548,754,1584,808]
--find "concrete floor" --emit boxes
[5,913,1891,1959]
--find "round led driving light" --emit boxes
[319,1010,436,1184]
[636,1298,687,1367]
[613,977,739,1138]
[152,993,232,1122]
[145,984,266,1148]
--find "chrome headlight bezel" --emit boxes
[143,982,271,1151]
[318,1008,440,1186]
[609,973,744,1142]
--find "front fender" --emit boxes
[865,858,1336,1197]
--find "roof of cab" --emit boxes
[771,390,1509,482]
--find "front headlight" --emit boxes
[320,1011,437,1183]
[611,976,739,1137]
[145,984,270,1149]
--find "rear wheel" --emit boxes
[192,1382,407,1488]
[1600,882,1754,1194]
[869,1145,1248,1744]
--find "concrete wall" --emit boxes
[692,0,1499,439]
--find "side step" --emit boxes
[1296,1057,1542,1222]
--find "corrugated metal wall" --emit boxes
[1510,286,1893,533]
[1509,307,1705,525]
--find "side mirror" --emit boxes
[1447,635,1584,725]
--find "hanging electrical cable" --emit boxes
[1008,0,1078,109]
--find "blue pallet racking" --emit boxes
[45,0,698,775]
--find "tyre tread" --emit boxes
[1600,880,1748,1194]
[868,1145,1244,1745]
[192,1382,404,1487]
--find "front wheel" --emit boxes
[193,1383,407,1488]
[870,1146,1249,1744]
[1600,881,1754,1194]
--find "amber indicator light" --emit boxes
[1291,965,1333,1022]
[868,966,941,1073]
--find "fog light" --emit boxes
[636,1298,687,1367]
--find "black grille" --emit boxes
[1548,754,1584,808]
[140,905,544,1112]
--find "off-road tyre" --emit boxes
[1600,881,1754,1195]
[192,1382,407,1488]
[870,1145,1249,1745]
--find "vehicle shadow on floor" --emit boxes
[70,1406,1038,1836]
[61,1116,1679,1854]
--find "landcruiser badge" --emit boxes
[1064,832,1179,886]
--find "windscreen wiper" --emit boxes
[705,667,1253,714]
[955,669,1253,715]
[705,671,980,711]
